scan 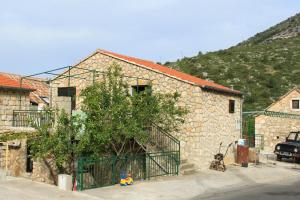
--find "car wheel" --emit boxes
[276,155,282,161]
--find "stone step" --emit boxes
[180,163,195,170]
[182,168,197,175]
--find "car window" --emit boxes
[296,134,300,141]
[287,132,297,141]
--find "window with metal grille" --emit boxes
[229,100,235,113]
[292,100,300,110]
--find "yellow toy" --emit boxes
[120,172,127,186]
[120,178,127,186]
[125,173,133,185]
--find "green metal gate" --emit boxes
[76,151,179,190]
[242,114,256,147]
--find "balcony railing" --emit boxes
[12,110,53,128]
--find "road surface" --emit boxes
[192,178,300,200]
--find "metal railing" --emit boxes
[147,151,179,178]
[76,154,146,190]
[76,151,179,191]
[147,124,180,153]
[12,110,52,128]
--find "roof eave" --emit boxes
[0,86,35,92]
[201,85,243,97]
[100,51,243,97]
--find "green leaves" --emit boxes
[28,108,87,175]
[29,64,187,174]
[80,64,187,156]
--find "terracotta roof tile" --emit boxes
[0,72,49,104]
[0,74,33,90]
[99,50,241,95]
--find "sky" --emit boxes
[0,0,299,75]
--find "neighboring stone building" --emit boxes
[51,49,243,169]
[0,73,52,184]
[0,74,33,128]
[0,72,50,129]
[2,72,50,110]
[255,87,300,152]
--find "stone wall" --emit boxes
[267,89,300,113]
[0,134,57,184]
[0,90,30,128]
[0,139,27,177]
[255,115,300,152]
[51,52,242,169]
[255,89,300,153]
[51,95,72,115]
[0,90,59,184]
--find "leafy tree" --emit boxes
[29,110,82,183]
[29,64,187,181]
[80,64,187,156]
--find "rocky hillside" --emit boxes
[166,13,300,111]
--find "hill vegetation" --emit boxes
[166,13,300,111]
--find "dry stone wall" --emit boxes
[51,52,242,169]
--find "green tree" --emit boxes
[80,64,188,156]
[29,110,82,183]
[29,64,187,181]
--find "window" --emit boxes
[58,87,76,97]
[292,100,300,110]
[229,100,235,113]
[131,85,151,94]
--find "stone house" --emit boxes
[255,87,300,152]
[0,73,33,128]
[0,72,50,130]
[0,72,51,183]
[51,49,243,169]
[2,72,50,111]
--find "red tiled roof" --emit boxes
[0,72,49,104]
[99,50,241,95]
[0,74,34,91]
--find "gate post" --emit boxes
[111,156,116,184]
[77,158,84,191]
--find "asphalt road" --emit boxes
[192,178,300,200]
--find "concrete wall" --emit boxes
[51,52,242,169]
